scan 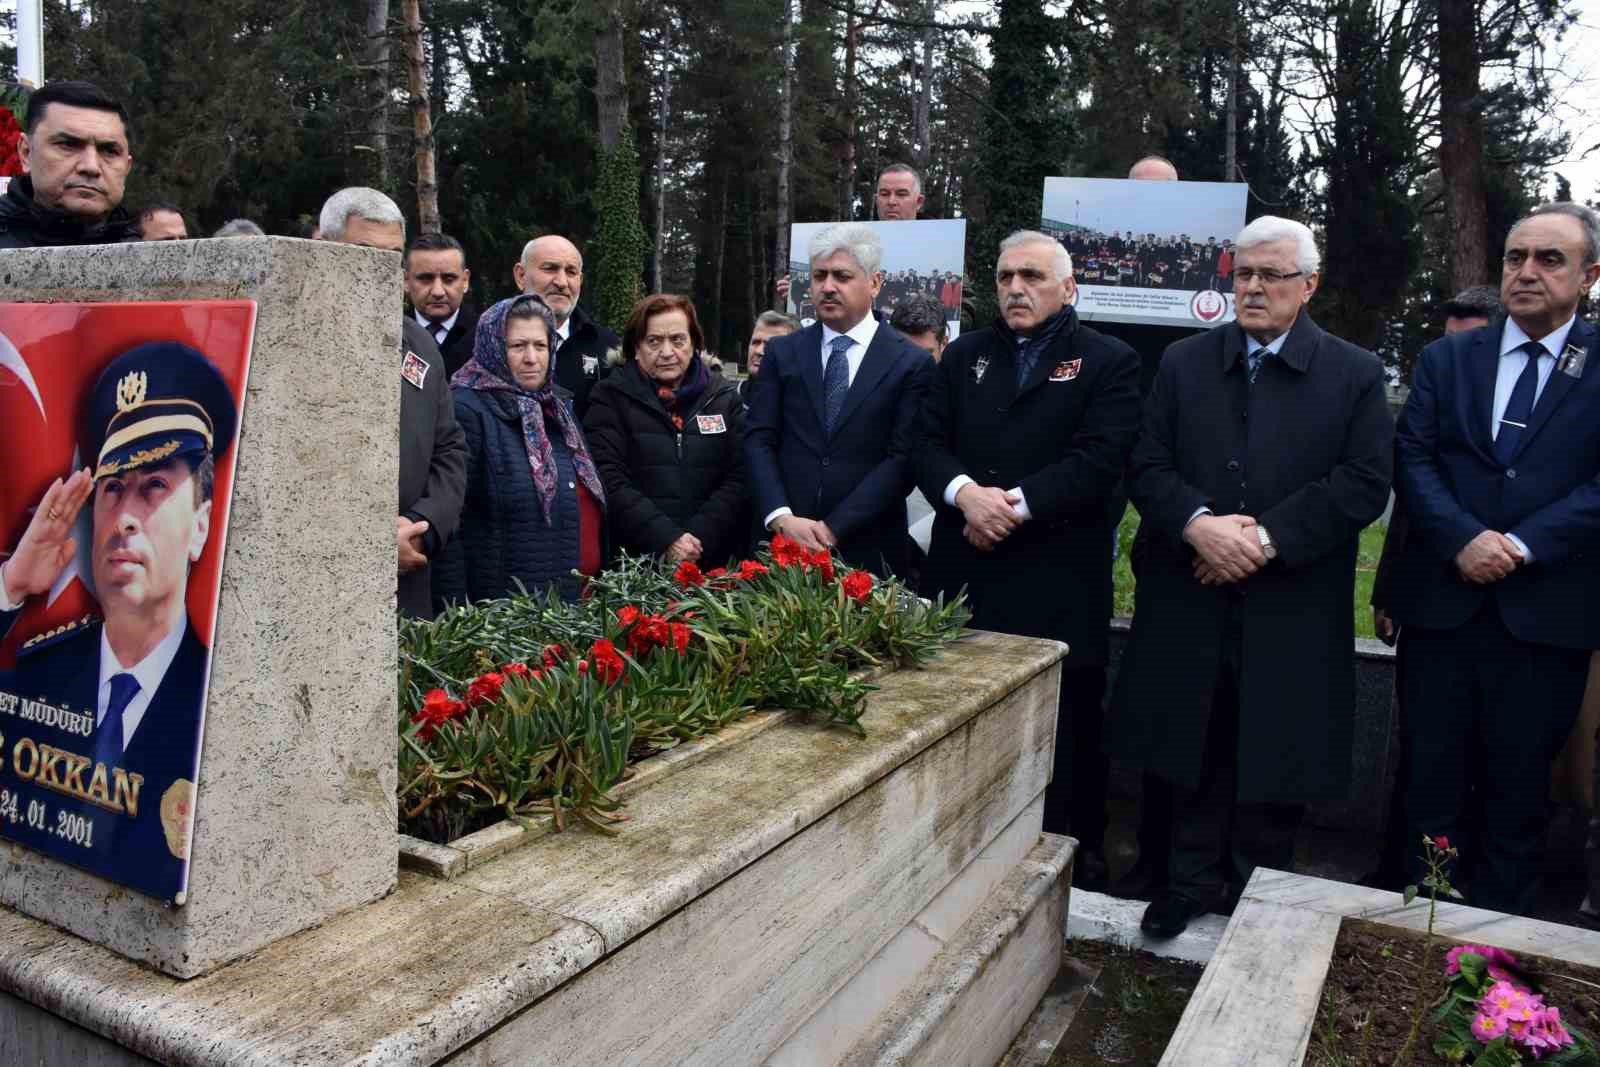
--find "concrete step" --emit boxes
[837,833,1074,1067]
[995,958,1102,1067]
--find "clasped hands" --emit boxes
[956,484,1025,552]
[1454,529,1524,585]
[772,515,836,552]
[1186,513,1265,586]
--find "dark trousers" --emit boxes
[1401,606,1587,917]
[1169,642,1303,903]
[1043,664,1109,852]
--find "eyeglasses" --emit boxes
[1234,268,1305,285]
[642,333,692,352]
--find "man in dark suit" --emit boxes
[405,232,480,378]
[918,230,1142,890]
[0,343,239,902]
[515,234,618,420]
[1391,203,1600,916]
[1112,215,1394,937]
[745,221,933,577]
[320,188,467,619]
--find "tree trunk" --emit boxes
[401,0,439,232]
[427,2,447,119]
[1438,0,1488,289]
[712,173,729,347]
[913,2,935,173]
[652,20,672,293]
[773,0,795,309]
[595,0,628,152]
[838,0,858,218]
[365,0,391,190]
[1223,1,1238,181]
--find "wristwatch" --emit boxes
[1257,526,1277,561]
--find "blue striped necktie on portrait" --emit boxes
[824,335,851,432]
[1494,340,1545,464]
[94,672,139,770]
[1247,347,1269,384]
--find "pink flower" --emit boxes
[1522,1006,1575,1054]
[1432,834,1451,852]
[1445,943,1520,978]
[1472,1011,1509,1041]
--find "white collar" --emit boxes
[821,314,879,352]
[414,307,461,335]
[1244,329,1291,356]
[1501,314,1576,359]
[555,315,573,344]
[99,618,185,709]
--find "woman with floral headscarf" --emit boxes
[432,294,606,608]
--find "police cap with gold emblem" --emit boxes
[83,343,238,481]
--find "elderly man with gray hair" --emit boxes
[318,186,466,619]
[745,221,933,577]
[1110,215,1395,938]
[917,229,1142,891]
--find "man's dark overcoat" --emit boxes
[916,310,1142,665]
[1109,313,1394,804]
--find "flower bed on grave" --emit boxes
[398,536,970,845]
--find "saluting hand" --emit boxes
[2,469,94,605]
[1185,513,1265,585]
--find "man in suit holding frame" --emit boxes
[1392,202,1600,917]
[745,222,932,577]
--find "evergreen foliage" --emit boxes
[591,125,649,334]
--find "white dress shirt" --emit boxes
[97,620,186,754]
[1491,315,1575,562]
[413,308,460,348]
[764,316,881,530]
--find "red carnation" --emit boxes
[737,559,769,581]
[412,688,467,741]
[541,643,566,668]
[706,567,726,579]
[617,605,642,630]
[770,533,806,568]
[673,560,706,587]
[466,671,506,708]
[805,547,836,583]
[502,661,532,680]
[1432,835,1451,852]
[669,621,692,655]
[842,569,874,603]
[590,638,626,685]
[628,613,672,657]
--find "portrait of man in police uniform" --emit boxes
[0,341,238,901]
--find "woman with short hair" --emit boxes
[584,294,746,567]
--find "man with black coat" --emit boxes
[515,234,617,420]
[405,232,479,378]
[319,187,467,619]
[1112,216,1394,937]
[918,230,1142,890]
[0,81,138,250]
[746,222,932,577]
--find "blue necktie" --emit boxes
[1247,347,1268,384]
[1494,341,1544,464]
[823,335,852,432]
[94,673,139,769]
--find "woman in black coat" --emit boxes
[583,294,747,568]
[433,294,607,608]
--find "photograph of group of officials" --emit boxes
[1052,228,1235,292]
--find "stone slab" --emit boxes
[446,634,1061,1065]
[769,792,1047,1066]
[0,630,1066,1065]
[996,959,1103,1067]
[839,833,1073,1067]
[1067,886,1229,964]
[0,237,401,977]
[1161,867,1600,1065]
[0,990,156,1067]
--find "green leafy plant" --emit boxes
[397,539,969,843]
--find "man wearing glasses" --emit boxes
[1111,215,1395,937]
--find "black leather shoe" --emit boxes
[1075,848,1109,893]
[1140,891,1210,939]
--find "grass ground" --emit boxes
[1047,938,1205,1066]
[1113,506,1387,641]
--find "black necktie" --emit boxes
[823,336,851,431]
[1494,341,1544,464]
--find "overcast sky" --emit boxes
[1544,0,1600,203]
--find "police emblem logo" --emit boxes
[695,413,727,434]
[116,369,148,412]
[582,354,600,377]
[401,350,429,389]
[1049,359,1082,382]
[972,354,990,384]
